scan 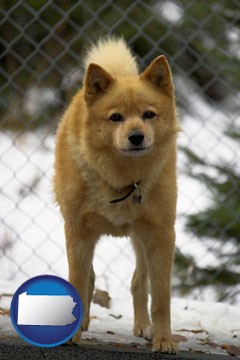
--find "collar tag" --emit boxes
[110,181,142,204]
[133,183,142,204]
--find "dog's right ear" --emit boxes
[140,56,174,96]
[84,63,115,103]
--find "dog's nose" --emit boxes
[128,130,144,146]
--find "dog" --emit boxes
[54,37,180,353]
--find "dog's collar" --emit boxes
[110,181,142,204]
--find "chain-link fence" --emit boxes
[1,0,240,303]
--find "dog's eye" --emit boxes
[143,111,156,120]
[109,113,123,122]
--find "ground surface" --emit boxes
[0,335,235,360]
[0,293,239,359]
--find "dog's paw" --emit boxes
[67,328,82,345]
[152,338,178,354]
[134,324,153,340]
[67,315,90,345]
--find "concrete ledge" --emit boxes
[0,336,232,360]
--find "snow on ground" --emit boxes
[0,283,239,356]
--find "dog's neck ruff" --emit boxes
[110,181,142,204]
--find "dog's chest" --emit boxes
[98,197,142,227]
[101,199,140,226]
[85,179,142,226]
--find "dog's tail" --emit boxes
[84,37,139,77]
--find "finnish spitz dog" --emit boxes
[54,37,180,353]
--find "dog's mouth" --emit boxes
[120,146,151,157]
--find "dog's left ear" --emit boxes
[140,55,174,96]
[84,63,115,103]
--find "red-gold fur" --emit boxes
[54,38,180,353]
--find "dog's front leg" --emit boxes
[131,236,152,340]
[142,225,177,354]
[65,221,96,344]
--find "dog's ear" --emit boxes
[84,63,115,103]
[140,55,174,96]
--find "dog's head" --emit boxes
[82,56,179,184]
